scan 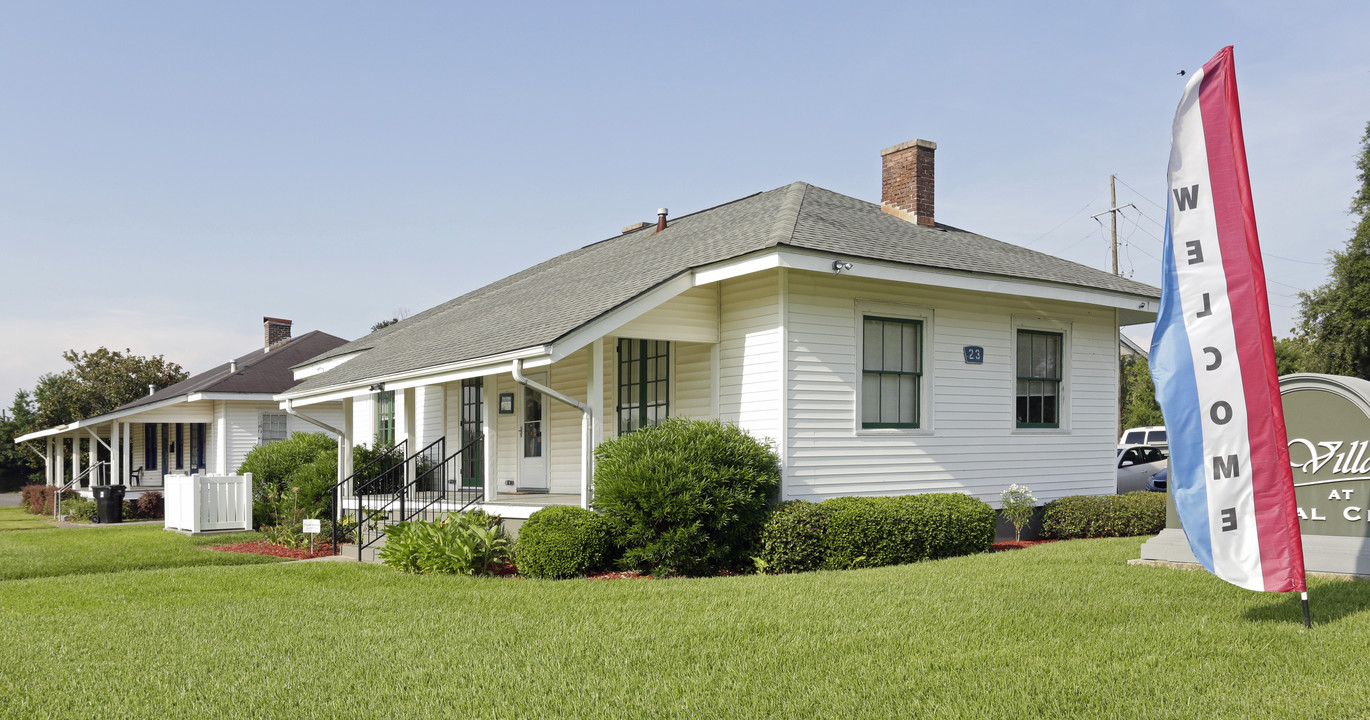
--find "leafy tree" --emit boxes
[1120,355,1163,430]
[1273,336,1308,376]
[1296,121,1370,379]
[31,348,187,429]
[0,391,41,490]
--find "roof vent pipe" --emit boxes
[230,359,237,374]
[655,208,668,233]
[148,384,155,397]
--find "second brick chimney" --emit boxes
[264,317,292,351]
[880,138,936,227]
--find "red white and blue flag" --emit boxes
[1149,46,1306,593]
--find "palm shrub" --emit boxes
[592,418,779,576]
[999,484,1036,542]
[516,506,615,579]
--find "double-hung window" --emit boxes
[1016,330,1062,428]
[375,390,396,446]
[861,316,922,428]
[617,339,669,435]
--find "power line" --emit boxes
[1023,189,1107,248]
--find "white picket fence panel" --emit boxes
[164,473,253,533]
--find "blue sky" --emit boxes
[3,1,1367,406]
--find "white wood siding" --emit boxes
[547,352,588,494]
[613,284,720,343]
[784,270,1119,506]
[673,341,713,420]
[353,395,376,449]
[494,374,517,492]
[414,385,445,451]
[719,270,783,455]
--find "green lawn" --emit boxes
[2,536,1368,718]
[0,520,284,580]
[0,505,52,531]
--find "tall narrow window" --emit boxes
[617,339,670,435]
[260,412,289,445]
[459,379,483,487]
[375,390,396,446]
[861,316,923,428]
[189,424,206,472]
[174,423,184,469]
[1016,330,1062,428]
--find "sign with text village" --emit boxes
[1149,47,1306,594]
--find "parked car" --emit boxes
[1145,468,1167,492]
[1120,425,1168,449]
[1117,444,1168,494]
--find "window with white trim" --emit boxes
[260,412,289,445]
[861,316,923,428]
[1015,329,1062,428]
[617,338,669,434]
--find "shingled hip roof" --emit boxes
[286,182,1160,397]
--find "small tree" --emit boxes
[1000,484,1036,543]
[1120,355,1164,430]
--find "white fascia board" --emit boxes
[548,273,697,362]
[13,395,194,442]
[187,393,277,403]
[692,248,1159,316]
[277,346,551,406]
[291,350,366,381]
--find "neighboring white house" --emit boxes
[280,138,1160,523]
[16,318,348,499]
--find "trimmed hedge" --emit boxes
[516,506,615,579]
[20,485,75,515]
[757,493,996,573]
[592,418,779,576]
[755,501,832,574]
[1041,491,1166,539]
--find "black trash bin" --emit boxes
[91,484,126,524]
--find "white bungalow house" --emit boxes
[279,138,1160,542]
[16,318,348,500]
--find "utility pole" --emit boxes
[1090,174,1136,275]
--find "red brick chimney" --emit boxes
[264,317,292,351]
[880,139,936,227]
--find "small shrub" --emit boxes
[592,418,780,576]
[22,485,74,515]
[62,497,97,522]
[755,501,832,574]
[1000,484,1036,542]
[135,491,163,519]
[1041,492,1166,539]
[239,432,339,527]
[379,512,512,576]
[516,506,615,579]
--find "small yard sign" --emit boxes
[963,346,984,364]
[302,519,321,534]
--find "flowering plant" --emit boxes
[1000,484,1037,543]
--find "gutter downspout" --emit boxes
[511,359,593,509]
[283,399,347,489]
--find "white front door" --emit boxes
[518,375,549,492]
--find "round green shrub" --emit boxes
[1041,492,1166,539]
[516,506,615,579]
[756,501,832,574]
[592,418,780,576]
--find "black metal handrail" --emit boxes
[352,437,448,559]
[328,440,408,555]
[401,434,485,525]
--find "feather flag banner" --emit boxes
[1149,46,1306,595]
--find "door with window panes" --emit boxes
[518,373,549,492]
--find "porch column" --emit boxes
[45,438,54,486]
[482,376,496,501]
[111,422,121,486]
[589,339,605,503]
[342,397,354,480]
[123,423,132,484]
[72,437,81,485]
[55,437,65,486]
[214,402,228,474]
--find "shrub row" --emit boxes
[1040,491,1165,539]
[20,485,75,515]
[755,493,996,573]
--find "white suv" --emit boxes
[1120,426,1167,448]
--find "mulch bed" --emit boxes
[211,541,338,560]
[991,539,1059,552]
[586,570,649,581]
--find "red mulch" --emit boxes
[586,570,649,581]
[991,539,1058,552]
[211,541,338,560]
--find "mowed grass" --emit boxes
[0,519,284,580]
[3,538,1370,719]
[0,505,52,531]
